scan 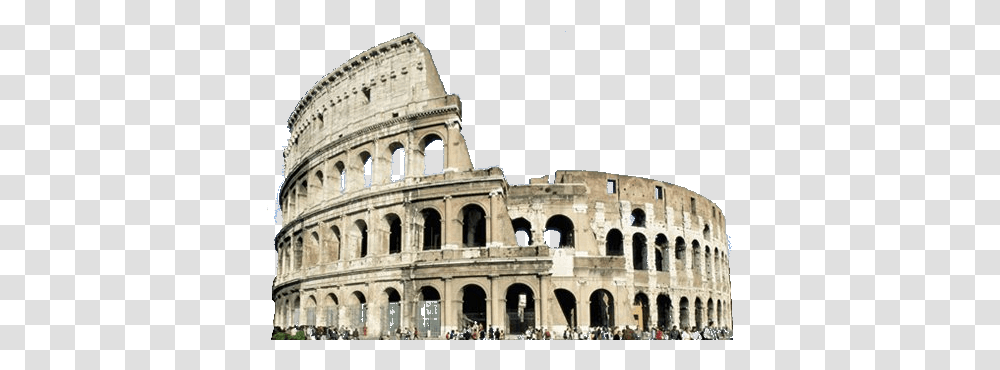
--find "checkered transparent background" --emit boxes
[1,0,999,369]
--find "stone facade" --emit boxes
[272,33,732,338]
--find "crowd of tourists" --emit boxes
[272,325,367,340]
[555,321,732,340]
[273,321,731,340]
[445,322,505,340]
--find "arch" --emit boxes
[293,296,301,326]
[632,233,648,270]
[606,229,624,256]
[385,213,402,254]
[461,204,487,247]
[703,224,711,240]
[589,289,615,328]
[705,245,712,283]
[692,240,702,283]
[505,283,536,334]
[459,284,488,327]
[656,294,672,329]
[553,289,577,329]
[384,287,402,333]
[325,293,339,328]
[707,298,715,326]
[334,161,346,194]
[385,287,401,302]
[674,237,687,271]
[421,208,442,250]
[418,286,441,301]
[633,292,651,331]
[310,231,320,266]
[631,208,646,227]
[330,226,342,261]
[679,297,689,330]
[715,247,721,288]
[695,297,704,330]
[388,141,406,182]
[417,286,442,338]
[511,217,533,247]
[359,151,373,188]
[348,291,367,329]
[544,214,574,248]
[305,295,317,326]
[276,242,284,275]
[354,220,368,258]
[315,170,324,188]
[294,237,303,271]
[419,133,444,175]
[654,249,664,272]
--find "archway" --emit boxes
[348,291,367,331]
[324,294,339,328]
[674,237,687,272]
[544,215,574,248]
[695,297,704,329]
[360,151,373,188]
[385,213,402,254]
[589,289,615,328]
[656,294,672,329]
[679,297,689,330]
[511,217,533,246]
[707,298,715,326]
[554,289,577,329]
[305,295,317,326]
[419,133,444,175]
[329,226,341,261]
[606,229,624,256]
[354,220,368,258]
[384,288,402,334]
[655,234,668,271]
[417,287,441,337]
[631,208,646,227]
[294,237,303,270]
[461,204,487,247]
[633,293,650,331]
[293,296,301,326]
[632,233,647,270]
[505,283,535,334]
[692,240,702,284]
[421,208,442,250]
[459,285,487,328]
[388,142,406,182]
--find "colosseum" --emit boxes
[272,33,732,338]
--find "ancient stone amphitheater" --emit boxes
[272,33,732,338]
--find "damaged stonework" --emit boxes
[273,33,733,338]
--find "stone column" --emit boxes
[488,190,498,247]
[539,276,549,330]
[443,195,455,249]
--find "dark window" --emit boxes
[607,180,616,194]
[655,186,662,199]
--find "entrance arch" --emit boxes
[589,289,615,328]
[348,291,367,330]
[554,289,577,329]
[695,297,704,329]
[505,283,536,334]
[656,294,672,329]
[384,288,402,334]
[633,233,648,270]
[459,284,487,328]
[461,204,487,247]
[324,293,339,328]
[544,214,575,248]
[633,293,650,331]
[679,296,689,330]
[417,286,441,337]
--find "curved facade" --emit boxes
[272,33,732,338]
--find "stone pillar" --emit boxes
[443,195,455,249]
[488,190,498,247]
[539,276,549,330]
[490,276,500,328]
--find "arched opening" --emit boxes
[511,217,533,247]
[679,297,689,330]
[335,161,346,194]
[655,234,668,271]
[276,243,284,275]
[674,237,687,272]
[385,213,402,254]
[354,220,368,258]
[420,134,444,175]
[349,292,367,330]
[298,180,308,210]
[633,293,650,331]
[310,231,320,265]
[360,151,373,188]
[325,294,339,328]
[293,296,301,326]
[385,288,402,334]
[703,224,711,240]
[421,208,442,250]
[505,283,535,334]
[459,285,487,328]
[305,295,317,326]
[654,249,663,272]
[705,245,712,283]
[656,294,672,329]
[389,142,406,182]
[417,287,441,337]
[330,226,341,261]
[692,240,702,284]
[632,233,648,270]
[461,204,487,247]
[589,289,615,328]
[631,208,646,227]
[707,298,715,326]
[606,229,624,256]
[294,237,303,271]
[315,170,324,190]
[284,298,290,327]
[694,297,704,330]
[544,215,574,248]
[554,289,577,329]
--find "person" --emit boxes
[681,327,691,340]
[655,327,664,340]
[691,326,702,340]
[670,326,680,340]
[702,322,716,340]
[413,327,420,339]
